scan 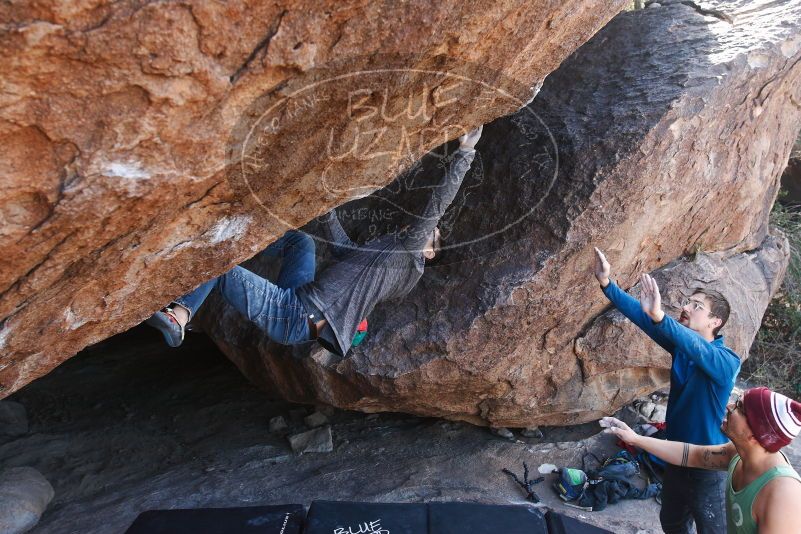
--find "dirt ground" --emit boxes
[2,326,798,534]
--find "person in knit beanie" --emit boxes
[600,387,801,534]
[742,387,801,453]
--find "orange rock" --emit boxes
[0,0,627,395]
[197,1,801,426]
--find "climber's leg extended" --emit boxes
[146,230,315,347]
[213,266,311,345]
[148,266,311,347]
[253,230,316,289]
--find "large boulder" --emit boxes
[0,0,628,396]
[198,0,801,426]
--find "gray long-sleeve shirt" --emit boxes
[295,147,476,357]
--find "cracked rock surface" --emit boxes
[780,135,801,201]
[199,0,801,426]
[0,0,627,396]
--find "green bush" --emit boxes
[743,197,801,397]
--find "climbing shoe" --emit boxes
[145,307,184,347]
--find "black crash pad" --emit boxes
[124,504,305,534]
[428,502,548,534]
[304,500,428,534]
[545,510,614,534]
[124,501,614,534]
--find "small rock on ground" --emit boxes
[0,467,54,534]
[316,404,336,417]
[491,427,515,440]
[288,426,333,454]
[304,412,328,428]
[522,426,544,438]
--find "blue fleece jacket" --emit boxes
[602,281,741,445]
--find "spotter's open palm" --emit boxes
[640,273,665,323]
[593,247,611,287]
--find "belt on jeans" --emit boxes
[304,301,325,340]
[307,317,329,339]
[307,317,318,339]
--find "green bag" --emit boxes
[553,467,588,501]
[351,319,368,347]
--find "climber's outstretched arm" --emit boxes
[403,125,482,253]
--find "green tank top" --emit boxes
[726,452,801,533]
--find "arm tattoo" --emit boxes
[681,443,690,467]
[701,446,729,469]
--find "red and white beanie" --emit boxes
[743,387,801,453]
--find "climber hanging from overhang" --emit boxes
[145,126,483,357]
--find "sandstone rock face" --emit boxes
[0,0,628,396]
[199,0,801,426]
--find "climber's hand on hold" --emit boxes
[640,273,665,323]
[459,125,483,150]
[600,417,639,446]
[593,247,611,288]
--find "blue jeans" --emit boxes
[659,465,726,534]
[174,230,314,345]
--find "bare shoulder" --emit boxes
[763,474,801,498]
[755,475,801,532]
